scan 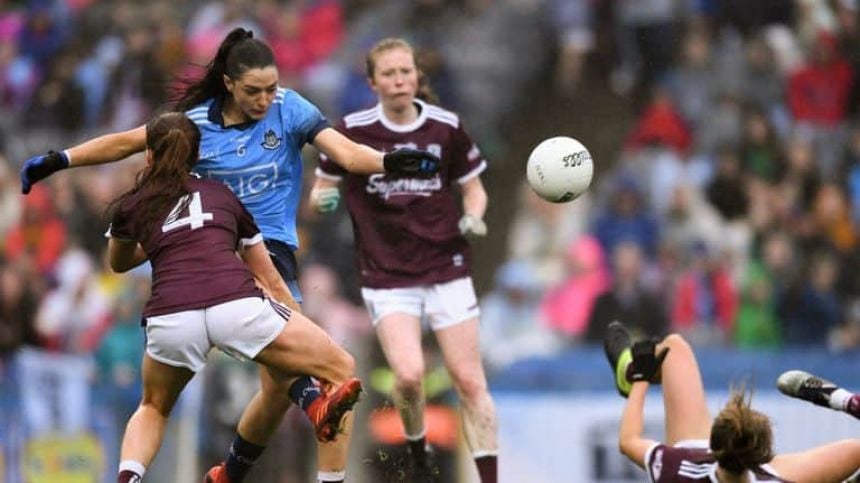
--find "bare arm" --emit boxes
[460,176,488,219]
[240,241,300,312]
[770,439,860,482]
[67,126,147,167]
[619,381,659,469]
[312,127,385,174]
[108,238,149,273]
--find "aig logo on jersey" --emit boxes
[261,129,282,150]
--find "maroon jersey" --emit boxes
[317,100,487,288]
[645,444,790,482]
[110,176,263,318]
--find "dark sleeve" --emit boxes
[109,197,136,241]
[449,121,487,182]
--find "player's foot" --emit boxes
[203,463,229,483]
[777,370,837,408]
[408,444,440,483]
[604,321,633,398]
[307,377,363,442]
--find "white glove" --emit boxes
[458,214,487,237]
[311,187,340,213]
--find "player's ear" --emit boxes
[223,74,234,94]
[145,148,154,166]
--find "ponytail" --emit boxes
[710,385,774,474]
[106,112,201,234]
[173,28,274,110]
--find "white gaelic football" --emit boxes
[526,136,594,203]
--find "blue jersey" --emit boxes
[185,88,328,249]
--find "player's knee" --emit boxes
[454,374,488,403]
[394,367,424,396]
[661,333,691,353]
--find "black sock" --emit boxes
[225,433,265,483]
[117,470,142,483]
[475,455,497,483]
[407,436,427,465]
[288,376,321,411]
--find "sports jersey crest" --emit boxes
[261,129,282,150]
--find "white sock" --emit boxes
[318,470,346,482]
[405,429,427,441]
[119,460,146,478]
[829,388,853,411]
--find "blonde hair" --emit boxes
[365,37,439,104]
[710,385,774,474]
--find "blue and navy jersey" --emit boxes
[185,87,328,249]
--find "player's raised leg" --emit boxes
[118,355,194,483]
[435,317,498,483]
[205,302,361,483]
[778,370,860,420]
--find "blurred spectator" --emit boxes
[787,30,854,176]
[592,176,660,259]
[540,235,610,340]
[19,246,110,436]
[669,241,738,346]
[480,260,562,372]
[298,262,371,347]
[546,0,594,95]
[0,157,21,242]
[507,181,592,286]
[0,261,38,359]
[584,240,666,343]
[23,48,84,133]
[624,87,692,156]
[706,147,749,221]
[4,184,66,275]
[738,34,787,117]
[808,182,856,254]
[739,107,784,183]
[661,183,724,252]
[665,25,717,129]
[838,123,860,223]
[783,250,842,345]
[17,0,70,64]
[734,261,781,349]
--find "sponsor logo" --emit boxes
[206,163,279,199]
[261,129,282,150]
[366,173,442,199]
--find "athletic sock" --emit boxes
[117,460,145,483]
[844,393,860,419]
[317,470,346,482]
[225,433,265,482]
[289,376,321,411]
[406,432,427,466]
[474,452,498,483]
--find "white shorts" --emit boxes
[361,277,480,331]
[145,297,288,372]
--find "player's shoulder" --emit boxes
[343,105,381,129]
[421,101,460,129]
[186,99,215,128]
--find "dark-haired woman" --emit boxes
[604,321,860,482]
[110,112,361,483]
[20,28,435,483]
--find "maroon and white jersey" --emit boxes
[110,176,263,318]
[317,99,487,288]
[644,443,791,483]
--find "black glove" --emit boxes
[383,148,440,177]
[21,150,69,194]
[628,340,670,384]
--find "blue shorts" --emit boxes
[264,239,302,304]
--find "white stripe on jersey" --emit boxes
[187,106,208,117]
[344,108,379,128]
[425,105,459,128]
[457,160,487,185]
[240,232,264,247]
[678,461,713,478]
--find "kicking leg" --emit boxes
[118,355,194,482]
[435,318,498,483]
[770,439,860,482]
[778,370,860,420]
[656,334,712,445]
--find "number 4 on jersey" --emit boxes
[162,192,213,233]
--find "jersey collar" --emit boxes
[208,95,256,131]
[377,99,428,133]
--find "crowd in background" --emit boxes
[1,0,860,480]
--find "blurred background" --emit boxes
[1,0,860,482]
